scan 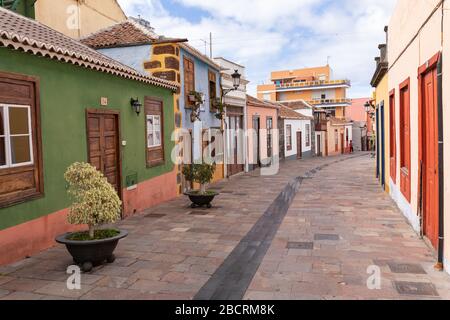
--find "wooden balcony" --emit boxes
[315,121,328,131]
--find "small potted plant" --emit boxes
[183,163,218,208]
[56,162,127,272]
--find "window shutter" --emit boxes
[145,97,165,167]
[184,58,195,109]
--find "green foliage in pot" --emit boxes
[182,164,216,194]
[212,98,226,120]
[65,162,122,239]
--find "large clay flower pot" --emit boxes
[56,230,128,272]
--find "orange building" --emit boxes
[257,65,351,117]
[257,65,353,156]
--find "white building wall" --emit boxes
[284,119,312,158]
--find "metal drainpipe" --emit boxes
[436,52,444,270]
[435,0,445,271]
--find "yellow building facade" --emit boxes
[35,0,127,39]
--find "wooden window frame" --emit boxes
[145,96,165,168]
[389,89,397,182]
[335,129,339,152]
[286,124,292,151]
[183,57,195,109]
[0,71,43,208]
[399,78,411,202]
[305,124,311,147]
[208,70,217,112]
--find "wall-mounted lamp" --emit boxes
[130,98,142,115]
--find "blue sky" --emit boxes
[118,0,397,98]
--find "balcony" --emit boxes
[275,79,351,90]
[306,98,352,107]
[315,121,328,131]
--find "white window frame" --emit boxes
[286,124,292,150]
[146,114,162,148]
[0,104,34,169]
[305,123,311,147]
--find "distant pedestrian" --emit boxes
[350,140,354,153]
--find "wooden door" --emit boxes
[400,80,411,201]
[87,111,121,194]
[421,67,439,248]
[228,116,244,176]
[252,117,260,167]
[340,133,344,154]
[317,135,321,157]
[297,131,302,159]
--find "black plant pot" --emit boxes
[56,230,128,272]
[185,191,219,208]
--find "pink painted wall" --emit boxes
[347,98,370,122]
[122,169,178,217]
[0,208,85,265]
[247,105,279,164]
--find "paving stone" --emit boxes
[144,214,167,219]
[1,291,44,300]
[314,234,340,241]
[287,242,314,250]
[0,276,14,286]
[0,278,52,292]
[0,289,10,298]
[35,282,93,299]
[388,263,427,275]
[393,281,439,297]
[81,287,141,300]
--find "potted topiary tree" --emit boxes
[56,162,128,272]
[183,163,218,208]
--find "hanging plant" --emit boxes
[212,98,226,120]
[188,90,204,123]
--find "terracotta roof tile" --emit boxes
[81,20,158,48]
[81,18,220,70]
[278,105,312,120]
[246,95,279,110]
[280,100,313,110]
[0,8,178,91]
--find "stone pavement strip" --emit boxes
[1,154,450,300]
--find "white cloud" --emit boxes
[117,0,396,97]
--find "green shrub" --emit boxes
[182,163,216,194]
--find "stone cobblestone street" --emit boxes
[1,154,449,300]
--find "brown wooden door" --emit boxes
[297,131,302,159]
[252,117,261,167]
[87,111,121,194]
[421,67,439,248]
[340,133,344,154]
[317,135,321,156]
[228,116,244,176]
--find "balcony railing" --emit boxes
[275,79,350,89]
[306,98,352,106]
